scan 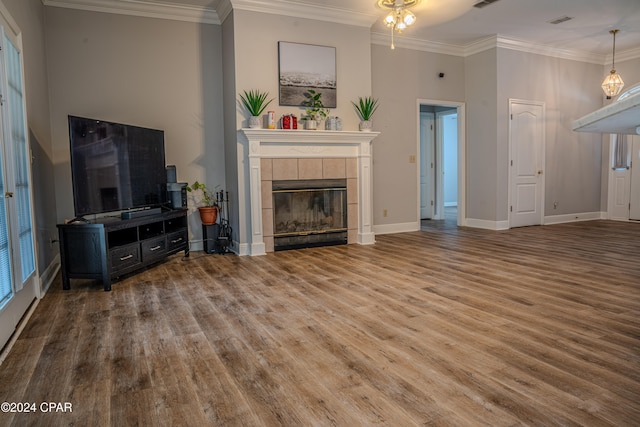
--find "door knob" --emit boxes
[5,192,13,198]
[537,170,543,175]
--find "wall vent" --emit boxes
[473,0,501,8]
[548,16,574,25]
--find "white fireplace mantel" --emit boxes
[239,128,380,256]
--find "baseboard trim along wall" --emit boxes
[465,218,510,230]
[544,211,604,225]
[374,221,420,235]
[39,254,61,296]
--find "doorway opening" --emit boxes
[417,100,465,229]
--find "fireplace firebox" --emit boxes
[272,179,347,251]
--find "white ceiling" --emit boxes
[46,0,640,59]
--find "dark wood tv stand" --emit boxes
[57,209,189,291]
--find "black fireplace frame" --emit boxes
[272,179,347,251]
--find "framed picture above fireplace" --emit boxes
[278,41,336,108]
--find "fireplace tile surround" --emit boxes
[239,129,380,255]
[261,158,356,252]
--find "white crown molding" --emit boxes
[229,0,378,27]
[609,45,640,64]
[42,0,220,24]
[371,31,466,56]
[465,35,606,64]
[371,32,606,64]
[216,0,233,23]
[372,32,640,65]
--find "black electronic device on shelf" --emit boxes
[68,115,168,218]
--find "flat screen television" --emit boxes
[68,115,168,217]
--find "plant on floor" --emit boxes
[186,181,219,224]
[186,181,217,207]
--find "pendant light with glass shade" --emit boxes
[379,0,419,49]
[602,29,624,98]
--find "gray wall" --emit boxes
[44,7,225,246]
[465,48,498,222]
[222,11,238,251]
[371,44,465,228]
[496,49,604,219]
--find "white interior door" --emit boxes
[608,133,631,221]
[630,135,640,220]
[509,100,545,228]
[420,112,434,219]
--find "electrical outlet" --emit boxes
[383,209,388,217]
[409,155,416,163]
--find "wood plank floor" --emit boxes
[1,219,639,426]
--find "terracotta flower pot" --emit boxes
[198,206,218,225]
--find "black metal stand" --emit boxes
[202,223,220,254]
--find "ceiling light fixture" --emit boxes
[602,29,624,98]
[378,0,419,50]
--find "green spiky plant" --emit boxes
[352,96,379,121]
[239,90,273,117]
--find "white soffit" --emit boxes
[573,93,640,135]
[42,0,221,24]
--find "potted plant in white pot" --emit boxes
[186,181,219,225]
[240,89,273,128]
[352,96,379,132]
[302,89,329,130]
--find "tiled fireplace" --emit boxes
[239,129,379,255]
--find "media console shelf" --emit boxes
[57,209,189,291]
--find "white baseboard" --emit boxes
[237,242,250,256]
[39,254,61,296]
[465,218,509,230]
[374,221,420,235]
[339,212,610,241]
[544,211,604,225]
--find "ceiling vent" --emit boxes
[474,0,501,8]
[548,16,574,25]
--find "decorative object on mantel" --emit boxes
[278,41,337,108]
[601,29,624,98]
[325,116,343,131]
[186,181,219,224]
[239,89,273,128]
[352,96,379,132]
[302,89,329,130]
[378,0,419,49]
[281,114,298,129]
